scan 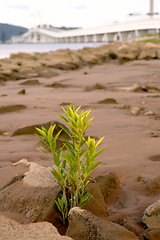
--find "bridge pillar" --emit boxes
[102,33,108,42]
[92,35,98,42]
[113,32,122,42]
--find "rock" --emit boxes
[20,79,40,85]
[83,181,107,217]
[12,120,68,137]
[60,102,71,106]
[85,83,106,91]
[138,48,157,60]
[143,227,160,240]
[143,175,160,193]
[0,104,26,114]
[95,172,120,200]
[13,158,30,167]
[145,111,155,116]
[46,82,70,88]
[0,215,73,240]
[130,107,141,116]
[36,67,59,78]
[18,89,26,94]
[142,200,160,228]
[52,62,79,70]
[98,98,117,104]
[66,207,138,240]
[133,86,160,93]
[149,155,160,162]
[0,161,61,225]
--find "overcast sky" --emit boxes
[0,0,160,29]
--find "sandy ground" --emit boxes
[0,59,160,235]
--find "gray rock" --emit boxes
[142,200,160,228]
[145,111,155,116]
[0,215,73,240]
[0,161,60,224]
[130,107,141,116]
[138,49,157,60]
[66,207,138,240]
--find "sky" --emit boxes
[0,0,160,29]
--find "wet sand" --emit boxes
[0,58,160,235]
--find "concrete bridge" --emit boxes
[11,17,160,44]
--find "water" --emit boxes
[0,42,107,59]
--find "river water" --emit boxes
[0,42,107,59]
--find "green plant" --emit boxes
[35,104,105,224]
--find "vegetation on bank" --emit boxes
[140,38,160,44]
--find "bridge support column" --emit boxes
[102,33,108,42]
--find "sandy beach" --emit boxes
[0,42,160,238]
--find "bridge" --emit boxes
[11,17,160,44]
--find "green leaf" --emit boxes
[85,118,94,127]
[53,129,62,143]
[34,134,49,147]
[50,141,56,153]
[85,161,101,177]
[51,171,62,185]
[53,152,60,166]
[95,137,105,148]
[40,148,52,160]
[48,125,56,143]
[52,168,62,179]
[57,113,69,124]
[62,137,74,150]
[55,200,62,212]
[80,161,85,175]
[58,124,72,139]
[94,147,106,158]
[81,194,93,207]
[75,105,81,113]
[60,160,66,174]
[35,127,47,138]
[41,127,48,136]
[61,106,69,116]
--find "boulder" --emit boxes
[20,79,40,85]
[142,200,160,228]
[143,228,160,240]
[130,107,141,116]
[95,172,120,200]
[0,215,73,240]
[66,207,138,240]
[0,104,26,114]
[0,160,61,225]
[98,98,117,104]
[138,48,157,60]
[83,181,107,217]
[12,120,68,136]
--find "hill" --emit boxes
[0,23,28,43]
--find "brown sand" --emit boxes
[0,59,160,235]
